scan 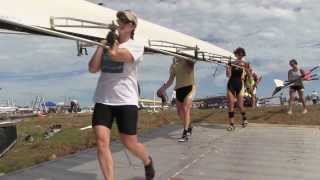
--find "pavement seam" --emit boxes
[168,126,247,179]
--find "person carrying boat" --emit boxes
[226,47,249,131]
[89,10,155,180]
[245,64,262,108]
[157,57,195,142]
[287,59,307,115]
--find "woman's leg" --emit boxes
[227,90,236,129]
[120,134,155,180]
[176,98,192,141]
[298,90,307,113]
[288,89,295,114]
[183,96,193,130]
[116,105,155,179]
[238,95,244,112]
[94,125,114,180]
[176,100,186,128]
[119,134,151,165]
[252,94,257,108]
[237,95,248,126]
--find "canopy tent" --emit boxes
[42,101,57,107]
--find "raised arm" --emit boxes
[288,70,292,81]
[108,41,134,63]
[88,40,106,73]
[226,65,231,78]
[255,73,262,85]
[162,65,176,90]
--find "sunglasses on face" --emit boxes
[235,53,244,57]
[117,16,132,25]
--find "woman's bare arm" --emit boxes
[161,65,176,90]
[226,65,231,78]
[288,70,292,81]
[108,41,134,63]
[88,40,106,73]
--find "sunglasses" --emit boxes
[117,16,133,25]
[234,53,244,56]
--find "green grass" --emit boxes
[0,110,179,174]
[1,105,320,174]
[196,105,320,125]
[0,114,95,173]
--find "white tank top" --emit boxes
[289,69,303,86]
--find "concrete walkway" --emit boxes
[1,123,320,180]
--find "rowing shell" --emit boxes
[0,0,235,65]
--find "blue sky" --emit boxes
[0,0,320,106]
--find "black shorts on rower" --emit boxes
[290,85,304,91]
[92,103,138,135]
[176,85,194,103]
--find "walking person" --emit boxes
[226,47,249,131]
[245,64,262,108]
[311,90,318,105]
[287,59,308,115]
[157,57,195,142]
[89,10,155,180]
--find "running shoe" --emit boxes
[178,129,188,142]
[187,126,193,136]
[302,109,308,114]
[287,110,292,115]
[241,120,248,128]
[226,124,236,131]
[145,156,155,180]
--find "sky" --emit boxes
[0,0,320,106]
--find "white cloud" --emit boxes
[94,0,320,70]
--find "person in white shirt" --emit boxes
[89,10,155,180]
[287,59,307,115]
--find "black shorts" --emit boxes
[176,85,194,103]
[290,85,304,92]
[92,103,138,135]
